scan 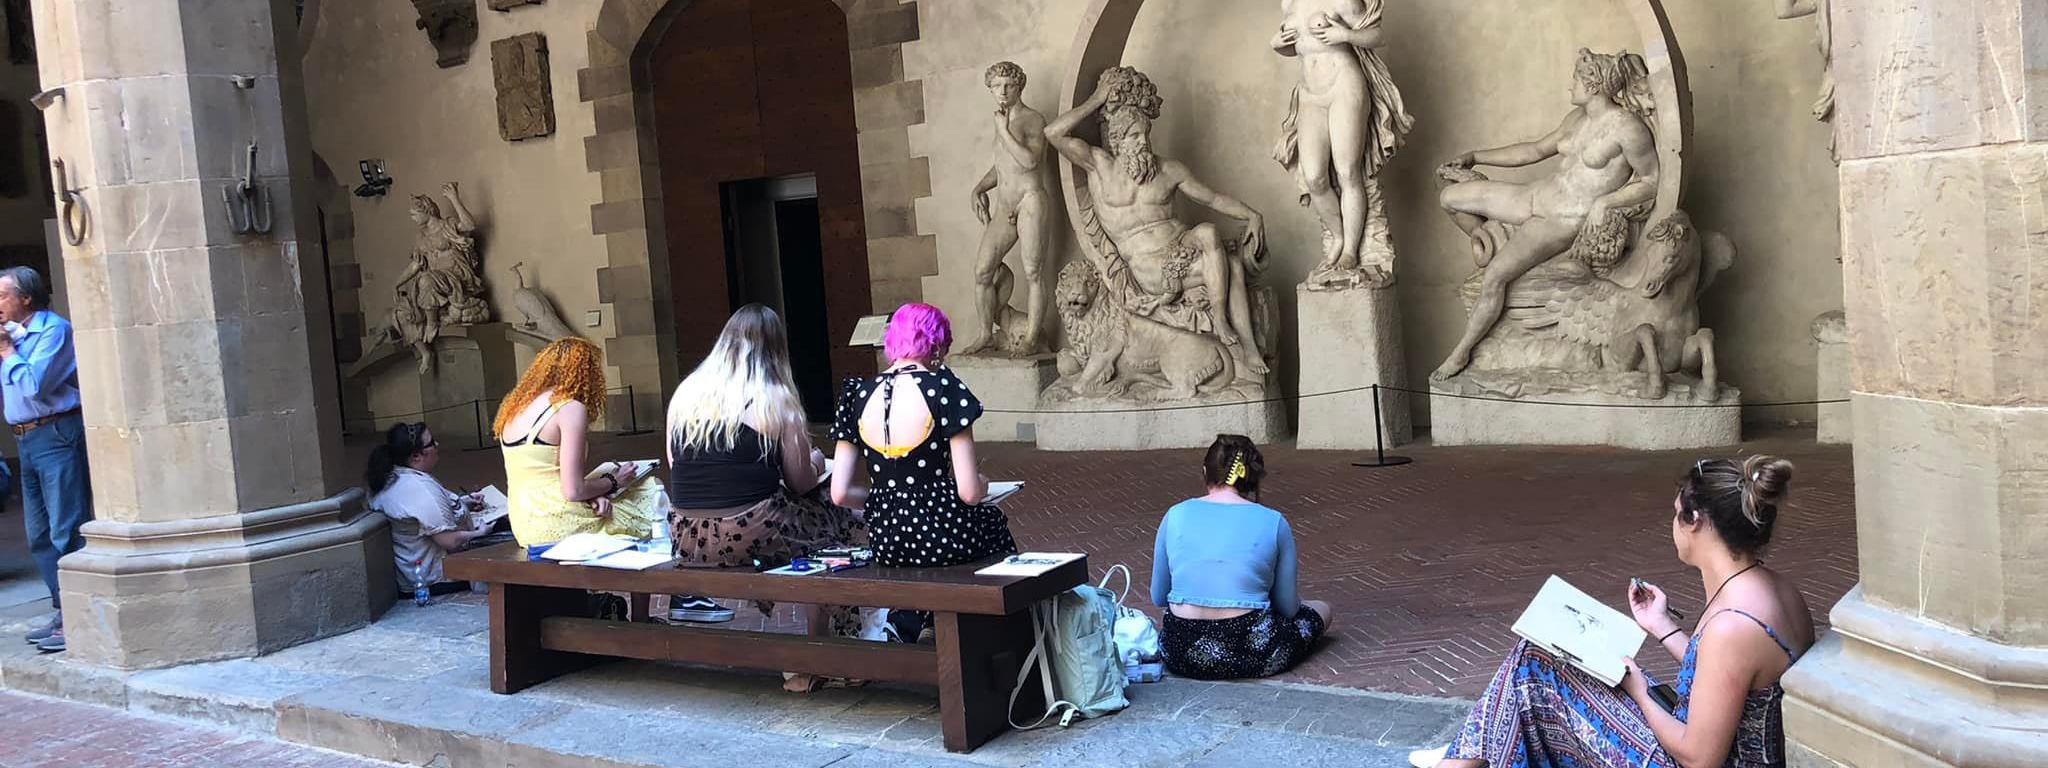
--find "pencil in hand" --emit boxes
[1631,577,1685,622]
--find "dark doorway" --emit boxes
[718,175,835,422]
[643,0,875,385]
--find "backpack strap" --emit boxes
[1098,564,1134,606]
[1007,598,1082,730]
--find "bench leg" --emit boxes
[627,593,652,623]
[934,610,1040,753]
[489,583,601,694]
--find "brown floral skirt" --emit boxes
[671,488,867,631]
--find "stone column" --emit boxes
[1783,1,2048,764]
[31,0,391,669]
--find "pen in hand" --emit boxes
[1631,578,1685,622]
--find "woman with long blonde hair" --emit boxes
[666,306,865,689]
[496,338,665,547]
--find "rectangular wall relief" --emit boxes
[492,32,556,142]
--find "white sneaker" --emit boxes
[1408,746,1449,768]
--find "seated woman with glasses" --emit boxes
[364,422,510,596]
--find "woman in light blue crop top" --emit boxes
[1150,435,1331,680]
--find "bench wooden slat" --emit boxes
[447,543,1084,616]
[539,617,941,685]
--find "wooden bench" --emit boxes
[445,543,1085,753]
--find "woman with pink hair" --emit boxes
[831,304,1018,578]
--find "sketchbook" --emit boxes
[983,481,1024,507]
[588,460,660,498]
[538,533,638,564]
[974,552,1083,578]
[468,486,510,530]
[1510,575,1647,687]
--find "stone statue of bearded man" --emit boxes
[1045,67,1271,378]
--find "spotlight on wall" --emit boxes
[353,159,393,198]
[27,87,64,111]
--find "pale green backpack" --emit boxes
[1007,567,1132,728]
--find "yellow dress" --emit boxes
[501,403,666,547]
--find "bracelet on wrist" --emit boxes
[602,474,619,494]
[1658,628,1684,644]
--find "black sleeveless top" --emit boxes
[668,424,782,509]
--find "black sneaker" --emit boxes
[668,595,735,623]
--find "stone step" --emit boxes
[129,658,353,734]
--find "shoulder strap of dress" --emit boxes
[505,399,567,446]
[1710,608,1798,660]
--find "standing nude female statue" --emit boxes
[1271,0,1411,289]
[1432,50,1660,381]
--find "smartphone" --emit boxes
[1649,683,1681,714]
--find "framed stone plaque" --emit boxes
[491,33,555,142]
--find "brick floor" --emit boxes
[366,428,1858,700]
[0,692,391,768]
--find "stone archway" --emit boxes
[579,0,935,416]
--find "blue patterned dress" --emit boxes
[1446,609,1797,768]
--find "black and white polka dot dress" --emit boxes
[831,368,1019,568]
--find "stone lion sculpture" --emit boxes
[1049,260,1238,402]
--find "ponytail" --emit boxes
[364,422,428,494]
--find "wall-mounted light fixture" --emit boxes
[353,159,392,198]
[27,86,62,111]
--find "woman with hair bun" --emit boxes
[1150,434,1332,680]
[1420,455,1815,768]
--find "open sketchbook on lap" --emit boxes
[587,460,659,498]
[1511,575,1647,687]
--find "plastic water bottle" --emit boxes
[642,520,672,554]
[412,559,430,607]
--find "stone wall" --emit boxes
[302,0,1838,432]
[909,0,1843,424]
[301,0,931,431]
[302,0,611,427]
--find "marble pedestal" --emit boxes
[948,354,1057,443]
[422,338,488,447]
[1296,286,1410,450]
[1034,392,1285,451]
[1430,375,1741,450]
[59,491,393,669]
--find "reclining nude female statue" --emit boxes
[1432,49,1659,382]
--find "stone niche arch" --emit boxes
[583,0,932,415]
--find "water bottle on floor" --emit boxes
[412,559,430,607]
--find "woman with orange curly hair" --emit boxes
[496,338,665,546]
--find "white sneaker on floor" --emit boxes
[668,596,735,623]
[1409,746,1448,768]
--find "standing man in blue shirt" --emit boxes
[0,267,89,653]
